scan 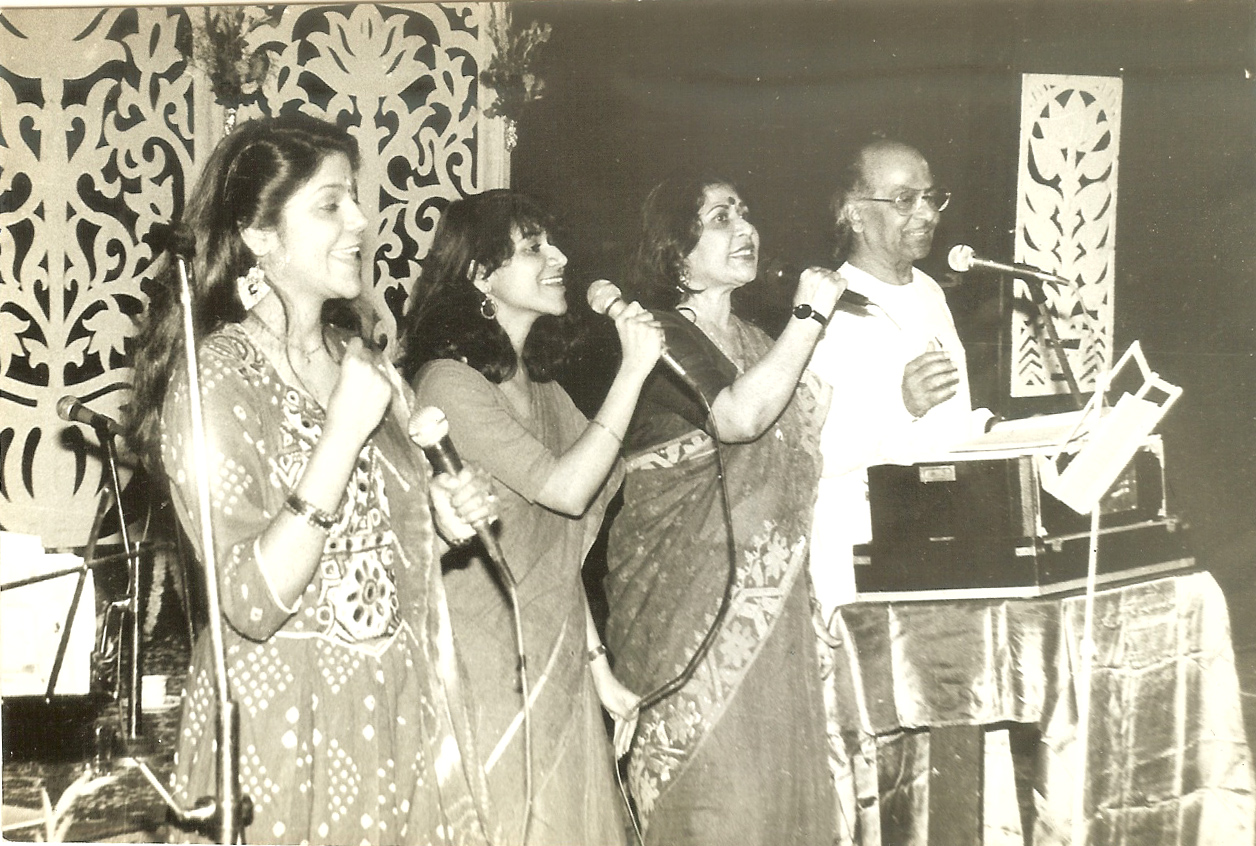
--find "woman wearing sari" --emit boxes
[398,190,664,845]
[606,176,845,845]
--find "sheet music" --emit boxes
[948,410,1095,456]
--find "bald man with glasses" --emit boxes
[806,139,994,623]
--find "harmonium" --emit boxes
[853,416,1193,601]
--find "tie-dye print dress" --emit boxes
[161,324,493,845]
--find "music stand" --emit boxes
[1036,340,1182,844]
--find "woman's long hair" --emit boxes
[627,175,734,311]
[126,113,362,472]
[398,189,574,385]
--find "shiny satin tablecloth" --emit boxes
[824,570,1255,845]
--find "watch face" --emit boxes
[793,304,826,325]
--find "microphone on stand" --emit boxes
[586,279,700,390]
[759,257,873,314]
[949,244,1085,407]
[57,396,122,437]
[145,221,196,263]
[947,244,1069,285]
[408,406,508,572]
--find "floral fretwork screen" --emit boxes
[1011,73,1121,399]
[0,3,502,547]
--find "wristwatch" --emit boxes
[792,303,828,326]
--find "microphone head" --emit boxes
[56,395,78,423]
[586,279,623,315]
[758,256,800,284]
[146,222,196,260]
[409,405,450,448]
[947,244,976,273]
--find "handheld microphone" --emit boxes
[947,244,1069,285]
[759,258,872,313]
[409,406,507,567]
[586,279,699,389]
[57,395,122,437]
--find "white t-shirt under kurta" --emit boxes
[807,262,992,620]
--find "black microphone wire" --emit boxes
[486,546,533,846]
[415,417,534,845]
[617,384,738,845]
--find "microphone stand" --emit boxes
[1021,277,1084,409]
[95,422,145,744]
[126,254,250,843]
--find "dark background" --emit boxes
[509,0,1256,722]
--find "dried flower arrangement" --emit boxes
[479,6,551,147]
[180,6,283,130]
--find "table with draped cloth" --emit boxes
[819,569,1255,846]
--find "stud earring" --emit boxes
[676,264,692,293]
[236,265,271,310]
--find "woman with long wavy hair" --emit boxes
[127,112,496,845]
[399,189,663,845]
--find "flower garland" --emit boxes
[180,6,282,132]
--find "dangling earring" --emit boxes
[236,265,271,310]
[479,292,498,320]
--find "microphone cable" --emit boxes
[618,384,739,845]
[406,402,534,845]
[490,551,533,846]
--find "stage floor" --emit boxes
[5,535,1256,844]
[2,615,189,843]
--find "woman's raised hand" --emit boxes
[611,300,665,380]
[794,266,848,321]
[325,337,394,448]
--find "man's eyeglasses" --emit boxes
[859,188,952,215]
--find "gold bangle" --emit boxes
[587,643,608,662]
[284,493,337,531]
[589,418,622,444]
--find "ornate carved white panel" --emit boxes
[1012,74,1121,399]
[233,2,501,343]
[0,7,193,546]
[0,4,501,547]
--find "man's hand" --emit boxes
[902,345,960,419]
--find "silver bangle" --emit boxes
[284,493,337,531]
[587,643,608,662]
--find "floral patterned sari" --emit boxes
[605,313,837,845]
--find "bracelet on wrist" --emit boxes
[587,643,608,662]
[589,418,622,445]
[284,493,337,531]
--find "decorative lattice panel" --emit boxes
[0,3,501,547]
[0,7,194,546]
[236,2,492,342]
[1011,74,1121,399]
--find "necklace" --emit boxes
[245,314,327,362]
[243,315,334,404]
